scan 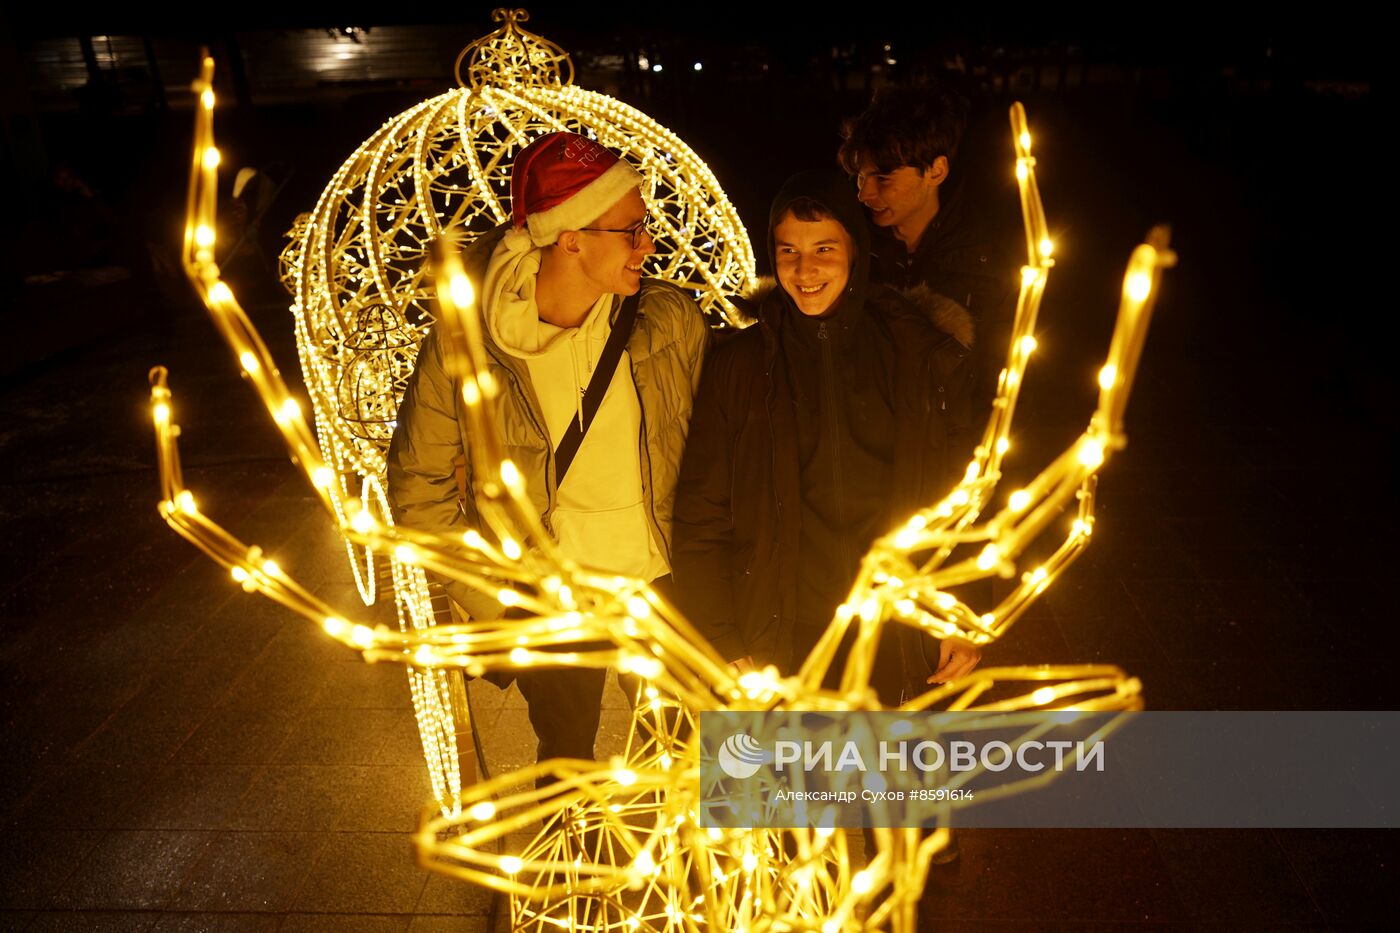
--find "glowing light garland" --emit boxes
[152,18,1173,932]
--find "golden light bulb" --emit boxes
[1039,237,1054,257]
[976,544,1001,571]
[449,273,475,308]
[153,402,170,424]
[1098,364,1118,390]
[499,459,521,488]
[851,869,874,894]
[1126,272,1152,302]
[200,88,215,109]
[202,147,221,170]
[1009,489,1032,512]
[499,856,523,875]
[349,508,375,535]
[194,225,215,249]
[1032,686,1057,705]
[207,281,232,304]
[1078,438,1105,469]
[312,466,333,489]
[996,438,1010,455]
[239,351,259,374]
[1019,130,1032,151]
[1019,334,1038,355]
[469,801,496,821]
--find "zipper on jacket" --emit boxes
[632,375,670,561]
[491,350,556,533]
[818,321,853,577]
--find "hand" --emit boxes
[927,640,981,684]
[727,656,757,677]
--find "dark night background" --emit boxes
[2,5,1396,930]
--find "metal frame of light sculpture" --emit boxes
[154,45,1170,933]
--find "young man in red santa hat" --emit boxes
[388,132,708,774]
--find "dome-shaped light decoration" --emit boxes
[276,8,757,820]
[281,6,753,483]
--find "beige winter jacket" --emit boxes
[386,226,710,619]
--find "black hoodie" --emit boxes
[766,172,903,647]
[673,173,973,696]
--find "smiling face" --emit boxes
[575,187,654,297]
[773,210,853,317]
[854,155,946,245]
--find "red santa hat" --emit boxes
[510,132,643,247]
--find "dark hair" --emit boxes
[838,84,970,175]
[776,195,835,224]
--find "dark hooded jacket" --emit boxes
[671,172,973,698]
[867,180,1018,413]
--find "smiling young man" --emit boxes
[672,171,980,703]
[840,85,1017,412]
[388,131,708,772]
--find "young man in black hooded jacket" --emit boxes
[671,171,981,704]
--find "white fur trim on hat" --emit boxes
[524,159,643,247]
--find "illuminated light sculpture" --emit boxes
[275,9,758,815]
[154,34,1172,933]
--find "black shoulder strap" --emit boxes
[554,290,641,484]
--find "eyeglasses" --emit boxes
[578,211,653,249]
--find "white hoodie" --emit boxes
[482,229,668,581]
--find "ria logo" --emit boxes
[717,733,772,779]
